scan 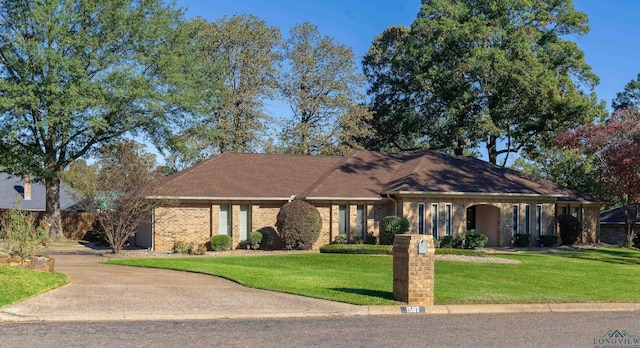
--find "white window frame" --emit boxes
[445,203,452,236]
[219,204,230,236]
[431,203,439,239]
[525,205,531,234]
[239,204,250,241]
[338,204,348,235]
[536,204,543,236]
[417,203,425,235]
[512,204,519,235]
[356,205,366,239]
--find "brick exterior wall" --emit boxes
[399,196,560,247]
[153,205,211,252]
[150,197,600,251]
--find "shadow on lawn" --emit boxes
[551,248,640,266]
[331,288,393,300]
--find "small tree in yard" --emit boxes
[64,140,168,254]
[557,109,640,246]
[275,200,321,250]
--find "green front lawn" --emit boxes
[0,267,68,307]
[108,248,640,306]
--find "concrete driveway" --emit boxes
[0,246,367,322]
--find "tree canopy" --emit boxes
[278,22,372,155]
[363,0,605,165]
[0,0,198,239]
[557,109,640,244]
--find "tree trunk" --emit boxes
[486,135,498,165]
[45,176,65,241]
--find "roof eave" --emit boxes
[146,196,294,201]
[304,196,384,201]
[385,191,564,199]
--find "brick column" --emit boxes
[392,234,435,305]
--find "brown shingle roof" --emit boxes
[155,150,600,202]
[155,152,342,198]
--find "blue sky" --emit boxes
[177,0,640,113]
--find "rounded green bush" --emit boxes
[333,235,347,244]
[513,233,531,247]
[439,235,463,248]
[249,231,263,250]
[381,216,409,244]
[210,234,232,251]
[558,214,582,245]
[275,200,322,250]
[464,229,488,249]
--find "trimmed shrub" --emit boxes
[436,248,485,257]
[558,214,582,245]
[539,234,558,247]
[257,227,283,250]
[319,244,392,255]
[633,233,640,249]
[381,216,410,245]
[210,235,232,251]
[275,200,322,250]
[464,229,488,249]
[364,233,377,245]
[173,241,187,254]
[352,236,364,244]
[186,243,207,255]
[249,231,263,250]
[513,234,531,248]
[439,235,463,249]
[333,235,347,244]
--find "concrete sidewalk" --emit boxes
[1,246,639,323]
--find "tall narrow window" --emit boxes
[512,204,519,235]
[445,203,452,236]
[239,204,250,241]
[356,205,365,239]
[574,207,582,222]
[417,203,425,235]
[431,203,439,239]
[219,204,230,236]
[536,204,543,236]
[525,205,531,234]
[338,204,348,235]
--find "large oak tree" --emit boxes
[0,0,198,239]
[363,0,604,165]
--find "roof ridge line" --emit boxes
[298,152,355,198]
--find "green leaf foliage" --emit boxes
[275,200,322,250]
[363,0,605,165]
[0,0,202,239]
[380,216,410,244]
[557,214,582,245]
[278,22,372,156]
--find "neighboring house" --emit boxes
[0,173,95,239]
[141,151,603,251]
[599,204,639,244]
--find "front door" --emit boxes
[466,206,476,231]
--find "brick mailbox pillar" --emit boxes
[392,234,435,305]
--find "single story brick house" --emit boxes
[0,173,95,239]
[599,204,639,244]
[139,150,602,251]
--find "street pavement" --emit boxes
[1,245,639,323]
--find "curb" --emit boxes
[367,303,640,316]
[3,303,640,323]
